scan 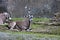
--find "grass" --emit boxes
[0,18,60,40]
[0,17,60,34]
[0,31,60,40]
[1,30,60,38]
[11,18,23,21]
[11,17,50,29]
[11,17,50,22]
[33,17,49,22]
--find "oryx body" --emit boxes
[7,15,33,31]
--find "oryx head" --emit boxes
[24,14,33,22]
[3,12,12,22]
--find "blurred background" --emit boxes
[0,0,60,18]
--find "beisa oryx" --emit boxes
[0,12,11,25]
[7,15,33,31]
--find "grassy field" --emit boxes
[11,18,60,34]
[0,17,60,34]
[0,18,60,40]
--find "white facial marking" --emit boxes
[3,12,8,15]
[9,17,12,20]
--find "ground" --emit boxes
[0,18,60,40]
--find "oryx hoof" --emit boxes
[26,29,32,32]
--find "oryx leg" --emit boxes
[9,22,16,30]
[26,27,32,32]
[0,18,3,25]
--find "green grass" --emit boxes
[11,17,50,29]
[11,18,23,21]
[11,17,49,22]
[1,18,60,34]
[0,18,60,40]
[0,31,60,40]
[33,17,49,22]
[1,30,60,38]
